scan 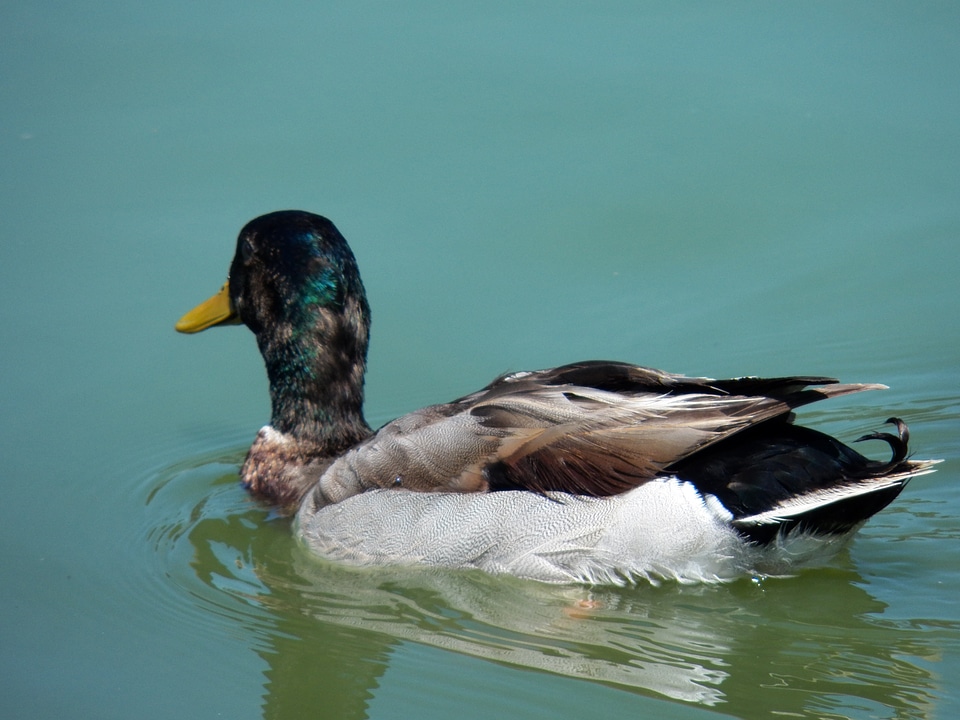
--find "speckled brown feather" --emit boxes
[307,361,886,508]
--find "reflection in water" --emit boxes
[139,451,944,719]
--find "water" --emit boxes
[2,2,958,718]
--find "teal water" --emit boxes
[2,2,959,718]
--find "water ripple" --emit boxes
[125,442,957,718]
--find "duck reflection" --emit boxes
[148,458,940,719]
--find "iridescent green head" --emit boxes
[177,211,372,440]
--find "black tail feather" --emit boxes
[674,417,925,545]
[854,417,909,465]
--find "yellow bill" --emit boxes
[175,282,240,333]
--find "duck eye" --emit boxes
[240,237,255,264]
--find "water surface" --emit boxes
[2,2,958,718]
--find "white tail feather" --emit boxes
[734,461,940,527]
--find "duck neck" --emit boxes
[241,333,373,514]
[240,285,373,512]
[261,334,372,455]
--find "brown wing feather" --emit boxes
[312,361,886,506]
[460,367,886,496]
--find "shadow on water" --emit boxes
[135,448,948,719]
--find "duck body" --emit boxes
[177,211,937,585]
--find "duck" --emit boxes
[176,210,937,585]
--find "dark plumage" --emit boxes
[176,210,937,583]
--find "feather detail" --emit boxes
[733,461,940,529]
[310,365,890,506]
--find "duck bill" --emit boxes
[175,282,240,333]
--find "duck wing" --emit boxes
[309,361,883,507]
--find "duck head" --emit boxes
[177,211,373,509]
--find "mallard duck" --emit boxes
[176,210,937,584]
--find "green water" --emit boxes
[2,2,959,718]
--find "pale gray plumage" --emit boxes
[296,480,883,585]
